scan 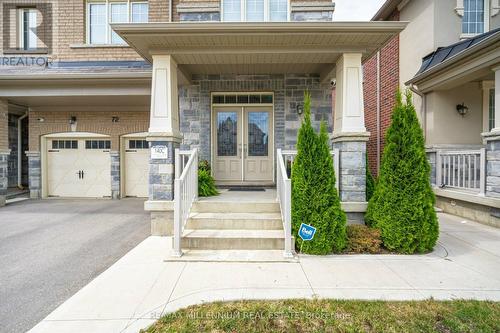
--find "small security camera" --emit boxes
[330,79,337,88]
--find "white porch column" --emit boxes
[333,53,366,133]
[149,54,181,136]
[332,53,370,224]
[493,67,500,132]
[145,54,183,236]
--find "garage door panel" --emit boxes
[46,138,111,198]
[124,139,149,197]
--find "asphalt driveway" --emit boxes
[0,199,150,333]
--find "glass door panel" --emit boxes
[213,108,242,181]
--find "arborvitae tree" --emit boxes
[366,156,376,201]
[366,90,438,253]
[291,92,347,254]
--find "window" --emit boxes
[128,140,149,149]
[87,1,148,44]
[222,0,288,21]
[52,140,78,149]
[85,140,111,149]
[489,88,496,131]
[212,93,273,104]
[19,9,37,50]
[462,0,486,35]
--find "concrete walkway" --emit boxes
[29,213,500,333]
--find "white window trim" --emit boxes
[86,0,148,45]
[456,0,490,37]
[481,80,495,132]
[221,0,290,22]
[18,8,37,50]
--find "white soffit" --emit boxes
[112,22,407,75]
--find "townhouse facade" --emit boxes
[0,0,406,252]
[364,0,500,226]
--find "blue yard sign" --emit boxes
[298,223,316,241]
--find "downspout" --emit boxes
[376,51,381,173]
[169,0,173,22]
[17,110,28,189]
[408,83,426,140]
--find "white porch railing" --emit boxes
[436,149,486,195]
[173,148,198,257]
[279,149,340,191]
[276,148,340,258]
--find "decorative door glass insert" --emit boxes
[247,112,269,156]
[217,112,238,156]
[490,88,496,131]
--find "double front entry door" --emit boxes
[213,106,273,185]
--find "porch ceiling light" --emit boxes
[456,103,469,117]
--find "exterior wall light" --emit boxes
[296,103,304,115]
[37,117,45,122]
[69,116,77,124]
[112,116,119,123]
[456,103,469,117]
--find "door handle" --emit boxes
[81,170,84,179]
[76,170,82,179]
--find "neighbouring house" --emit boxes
[0,0,406,256]
[364,0,500,227]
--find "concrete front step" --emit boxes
[192,201,280,213]
[181,229,285,250]
[186,212,283,230]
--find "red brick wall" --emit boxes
[363,10,400,176]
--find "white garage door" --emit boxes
[47,138,111,198]
[124,138,149,197]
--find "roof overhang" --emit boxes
[372,0,404,21]
[112,22,407,82]
[406,32,500,92]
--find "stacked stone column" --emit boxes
[144,54,183,235]
[0,99,10,206]
[332,54,369,224]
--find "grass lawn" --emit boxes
[142,299,500,333]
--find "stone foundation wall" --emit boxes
[179,74,333,162]
[436,195,500,228]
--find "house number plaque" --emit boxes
[151,146,168,159]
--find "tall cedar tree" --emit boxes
[291,92,347,254]
[366,90,438,253]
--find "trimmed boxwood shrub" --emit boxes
[198,160,218,197]
[291,92,347,254]
[366,90,438,254]
[346,225,382,254]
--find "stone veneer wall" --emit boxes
[179,74,333,162]
[486,139,500,198]
[110,151,120,199]
[27,152,41,199]
[149,141,179,201]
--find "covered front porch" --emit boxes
[407,29,500,226]
[113,22,406,256]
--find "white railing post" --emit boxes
[479,147,486,196]
[436,150,442,187]
[284,179,292,257]
[172,148,198,257]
